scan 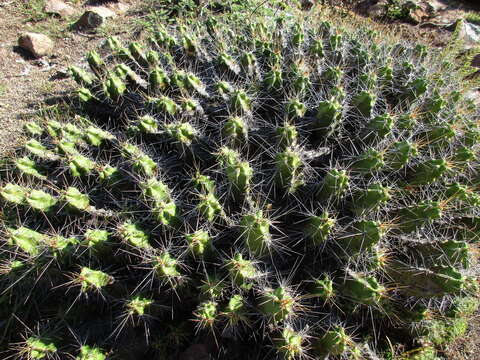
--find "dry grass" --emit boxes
[443,316,480,360]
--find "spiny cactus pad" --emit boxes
[1,12,480,360]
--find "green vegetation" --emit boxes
[1,1,479,359]
[466,12,480,26]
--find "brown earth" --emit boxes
[0,0,142,155]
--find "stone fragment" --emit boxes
[18,32,54,59]
[75,7,115,29]
[105,2,129,15]
[301,0,314,11]
[452,20,480,49]
[472,54,480,68]
[408,6,429,24]
[44,0,75,18]
[367,1,387,18]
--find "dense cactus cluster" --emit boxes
[1,12,480,359]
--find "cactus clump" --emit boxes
[1,8,479,360]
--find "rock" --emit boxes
[472,54,480,68]
[85,5,116,16]
[424,0,447,13]
[18,32,54,59]
[367,1,387,18]
[104,2,129,15]
[391,0,428,25]
[408,6,429,24]
[33,59,50,68]
[464,21,480,44]
[367,0,430,23]
[44,0,75,18]
[179,344,210,360]
[450,20,480,48]
[301,0,314,11]
[75,7,115,29]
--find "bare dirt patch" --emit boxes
[0,0,140,156]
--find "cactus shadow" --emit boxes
[25,93,73,110]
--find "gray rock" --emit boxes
[75,6,116,29]
[105,2,129,15]
[44,0,75,18]
[301,0,314,11]
[472,54,480,68]
[367,1,387,18]
[455,20,480,48]
[18,32,54,59]
[401,1,431,24]
[424,0,447,13]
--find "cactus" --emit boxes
[337,220,385,256]
[340,271,385,306]
[396,200,443,233]
[388,261,467,297]
[77,345,107,360]
[226,253,259,290]
[259,286,296,323]
[408,159,450,185]
[304,211,336,246]
[195,301,218,329]
[103,73,126,100]
[154,251,181,281]
[351,148,384,173]
[200,273,225,300]
[1,9,479,360]
[223,116,248,144]
[313,326,350,357]
[386,140,418,170]
[353,91,376,117]
[198,192,223,222]
[126,296,153,317]
[240,210,271,257]
[77,267,114,292]
[275,147,303,192]
[69,66,94,87]
[311,274,335,301]
[218,147,253,196]
[83,229,111,253]
[222,294,248,328]
[119,221,151,249]
[315,99,342,137]
[7,226,45,256]
[275,327,305,359]
[22,337,57,359]
[317,169,350,200]
[350,183,390,215]
[24,121,44,136]
[185,230,212,258]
